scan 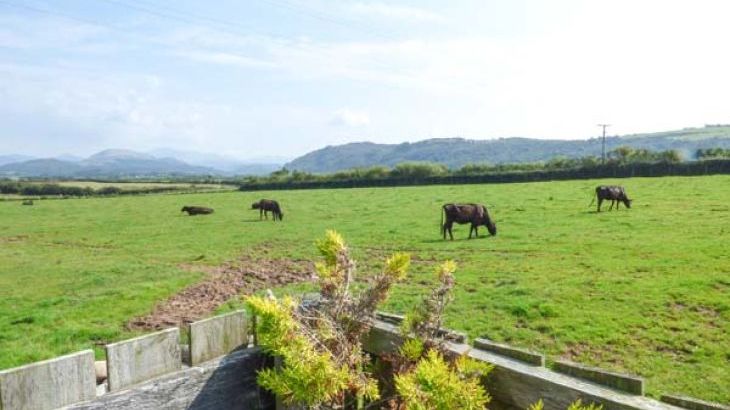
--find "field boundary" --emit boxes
[239,159,730,191]
[1,310,725,410]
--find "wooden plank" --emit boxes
[661,395,729,410]
[0,350,95,410]
[473,338,545,366]
[374,311,467,343]
[67,347,274,410]
[105,328,181,392]
[363,320,681,410]
[189,311,248,366]
[554,360,644,395]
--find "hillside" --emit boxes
[0,155,34,166]
[0,148,284,178]
[0,149,216,178]
[285,126,730,173]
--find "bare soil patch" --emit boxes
[0,234,28,244]
[127,254,314,331]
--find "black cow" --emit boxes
[592,185,632,212]
[181,206,214,215]
[441,203,497,240]
[251,199,283,221]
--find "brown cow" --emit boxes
[591,185,632,212]
[441,203,497,240]
[251,199,283,221]
[181,206,214,215]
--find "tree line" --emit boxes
[0,182,186,198]
[237,146,730,191]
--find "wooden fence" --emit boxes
[0,311,726,410]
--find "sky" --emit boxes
[1,0,730,160]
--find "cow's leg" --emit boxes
[445,222,454,240]
[597,198,602,212]
[259,209,263,220]
[468,224,473,239]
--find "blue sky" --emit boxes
[2,1,730,160]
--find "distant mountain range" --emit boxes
[285,125,730,173]
[4,126,730,178]
[0,149,283,178]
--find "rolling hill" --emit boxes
[285,125,730,173]
[0,149,216,178]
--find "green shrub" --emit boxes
[247,231,492,409]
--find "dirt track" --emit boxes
[127,255,314,331]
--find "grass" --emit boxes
[0,175,728,402]
[49,181,231,190]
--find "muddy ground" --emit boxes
[127,254,315,331]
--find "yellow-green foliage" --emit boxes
[395,349,491,410]
[528,399,544,410]
[248,230,409,407]
[394,259,492,409]
[247,295,367,406]
[399,339,425,362]
[527,399,603,410]
[567,399,603,410]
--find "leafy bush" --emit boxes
[247,231,491,409]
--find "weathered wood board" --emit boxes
[105,328,181,392]
[189,310,248,366]
[0,350,95,410]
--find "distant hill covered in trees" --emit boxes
[285,125,730,173]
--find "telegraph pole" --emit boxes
[598,124,610,164]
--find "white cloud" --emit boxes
[346,2,445,23]
[173,50,279,69]
[0,14,108,50]
[330,109,370,127]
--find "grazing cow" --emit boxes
[441,203,497,240]
[251,199,283,221]
[592,185,632,212]
[21,200,33,206]
[181,206,214,215]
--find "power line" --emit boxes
[3,0,491,96]
[256,0,401,42]
[0,0,125,31]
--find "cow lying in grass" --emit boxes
[181,206,214,215]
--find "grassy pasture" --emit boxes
[50,180,231,190]
[0,175,728,401]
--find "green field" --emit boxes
[50,180,232,190]
[0,176,728,401]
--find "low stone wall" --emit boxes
[0,310,726,410]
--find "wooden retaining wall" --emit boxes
[0,311,726,410]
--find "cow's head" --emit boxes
[181,206,189,212]
[486,220,497,236]
[481,206,497,236]
[251,202,260,209]
[623,198,632,209]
